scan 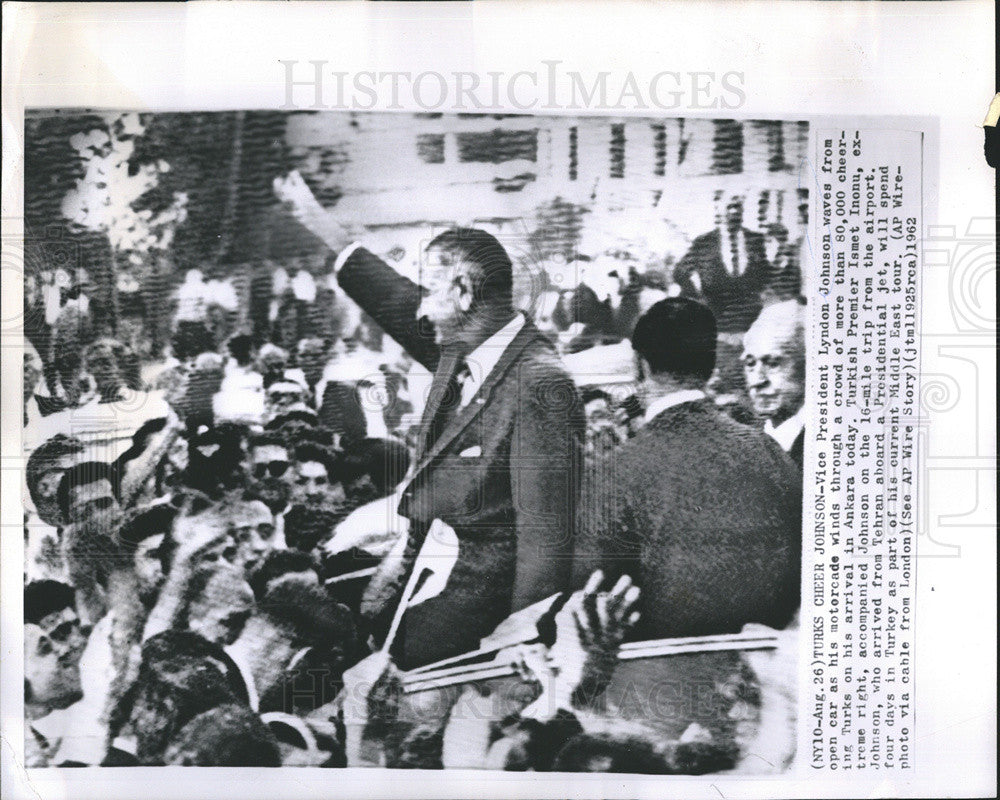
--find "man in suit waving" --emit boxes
[276,174,584,668]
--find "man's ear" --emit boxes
[634,354,648,384]
[454,277,474,313]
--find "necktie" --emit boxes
[422,349,469,456]
[731,230,742,276]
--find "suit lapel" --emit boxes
[411,321,542,476]
[414,347,464,464]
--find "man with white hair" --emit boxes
[741,299,806,467]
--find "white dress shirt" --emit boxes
[718,226,748,276]
[458,314,526,406]
[764,405,806,453]
[224,644,261,712]
[643,389,707,424]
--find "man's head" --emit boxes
[266,380,308,417]
[248,432,291,483]
[163,703,281,767]
[186,564,256,646]
[85,338,133,401]
[742,299,806,426]
[232,579,355,712]
[419,228,514,344]
[292,443,344,505]
[264,414,327,442]
[256,343,289,384]
[24,580,88,713]
[764,223,789,262]
[714,192,744,231]
[582,388,614,420]
[248,549,319,600]
[296,337,330,388]
[339,437,411,499]
[226,333,254,367]
[56,461,121,527]
[222,499,278,575]
[194,423,251,489]
[117,503,179,608]
[26,434,84,526]
[630,298,717,389]
[120,630,249,764]
[244,477,292,517]
[170,320,217,363]
[283,503,342,554]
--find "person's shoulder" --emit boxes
[642,400,766,457]
[688,229,720,248]
[517,345,580,407]
[703,405,800,478]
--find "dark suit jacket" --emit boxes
[673,228,770,332]
[787,427,804,470]
[338,247,585,668]
[574,398,800,640]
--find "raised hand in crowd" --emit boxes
[520,569,640,721]
[338,648,401,767]
[142,499,231,641]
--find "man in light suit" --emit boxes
[574,298,800,640]
[277,176,584,668]
[673,194,771,333]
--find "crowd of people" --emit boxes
[22,173,807,772]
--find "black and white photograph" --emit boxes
[19,109,809,773]
[4,3,996,798]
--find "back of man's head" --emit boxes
[163,703,281,766]
[57,461,120,523]
[257,579,354,653]
[137,630,249,700]
[283,502,341,553]
[341,437,411,497]
[24,580,77,626]
[248,548,319,600]
[121,630,250,764]
[116,502,178,553]
[26,434,84,512]
[631,298,717,384]
[227,334,253,366]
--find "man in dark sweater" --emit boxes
[574,298,801,640]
